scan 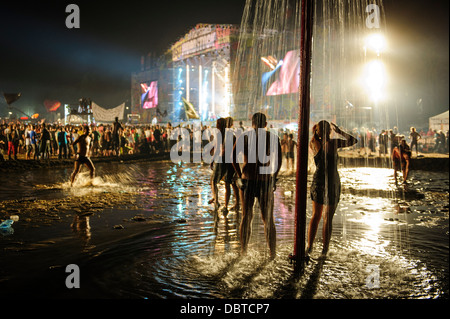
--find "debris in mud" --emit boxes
[131,215,146,222]
[0,191,149,227]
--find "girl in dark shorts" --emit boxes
[307,120,357,257]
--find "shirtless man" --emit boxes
[232,112,282,258]
[70,125,95,186]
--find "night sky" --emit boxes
[0,0,448,128]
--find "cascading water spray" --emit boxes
[232,0,394,270]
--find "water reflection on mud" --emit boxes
[0,161,448,299]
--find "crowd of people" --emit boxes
[205,114,359,260]
[0,119,175,161]
[1,114,448,261]
[351,126,449,157]
[1,117,448,162]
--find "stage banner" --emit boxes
[92,102,125,122]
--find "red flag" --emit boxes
[44,99,61,112]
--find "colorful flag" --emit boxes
[44,99,61,112]
[182,97,200,120]
[3,93,21,105]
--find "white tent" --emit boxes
[429,110,449,132]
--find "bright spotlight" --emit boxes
[365,33,386,55]
[362,60,387,103]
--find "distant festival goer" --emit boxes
[24,124,32,160]
[112,117,123,156]
[378,129,388,156]
[232,112,282,259]
[280,133,288,168]
[388,129,398,154]
[209,118,227,212]
[30,125,38,159]
[409,127,421,157]
[91,126,101,156]
[286,133,297,171]
[392,137,411,185]
[6,124,20,160]
[307,120,357,257]
[223,117,240,215]
[70,125,95,186]
[40,123,52,160]
[57,126,68,159]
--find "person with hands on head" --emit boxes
[307,120,357,258]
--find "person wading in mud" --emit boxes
[70,125,95,186]
[232,112,282,259]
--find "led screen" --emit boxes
[262,50,300,96]
[141,81,158,109]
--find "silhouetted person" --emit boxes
[70,126,95,186]
[40,123,51,160]
[392,138,411,185]
[378,129,388,156]
[409,127,421,157]
[232,112,282,259]
[210,118,227,212]
[307,120,357,257]
[112,117,123,156]
[286,133,297,171]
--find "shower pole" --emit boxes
[289,0,314,273]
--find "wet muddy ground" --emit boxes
[0,159,448,299]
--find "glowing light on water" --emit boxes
[340,167,396,191]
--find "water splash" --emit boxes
[35,165,142,198]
